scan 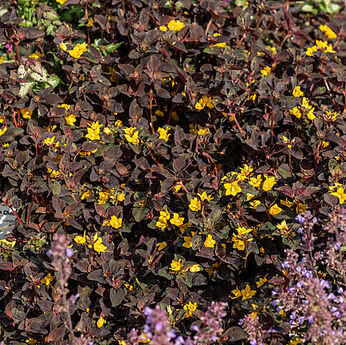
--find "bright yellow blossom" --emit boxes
[85,121,102,141]
[69,42,88,59]
[224,181,242,196]
[157,127,170,141]
[41,273,54,286]
[56,0,67,4]
[59,42,68,51]
[170,258,183,271]
[92,234,107,254]
[292,86,304,98]
[249,200,261,209]
[124,127,140,145]
[189,264,201,272]
[65,114,77,126]
[249,175,262,188]
[29,51,42,60]
[189,197,201,212]
[159,25,168,32]
[98,191,109,204]
[204,234,216,248]
[289,106,302,119]
[86,18,94,27]
[139,333,150,343]
[195,95,214,110]
[262,176,276,191]
[260,66,271,77]
[319,25,337,39]
[74,231,87,245]
[167,19,184,32]
[241,284,256,301]
[109,215,123,229]
[269,204,283,216]
[197,192,213,202]
[96,316,106,328]
[170,213,184,226]
[182,232,194,248]
[330,187,345,205]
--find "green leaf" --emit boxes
[46,75,61,89]
[18,81,35,97]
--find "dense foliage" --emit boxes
[0,0,345,344]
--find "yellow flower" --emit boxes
[232,236,246,251]
[29,51,42,60]
[288,338,302,345]
[47,167,60,180]
[41,273,54,286]
[246,193,255,201]
[167,19,184,32]
[139,333,150,343]
[256,274,268,288]
[20,107,33,119]
[59,42,68,51]
[241,285,256,301]
[124,283,133,291]
[159,209,170,221]
[0,239,16,247]
[65,114,77,126]
[232,286,242,299]
[0,56,5,64]
[289,106,302,119]
[159,25,168,32]
[43,136,59,148]
[170,258,183,271]
[74,231,87,245]
[195,95,213,110]
[189,197,201,212]
[93,234,107,254]
[156,219,168,230]
[236,226,252,235]
[25,339,38,345]
[85,121,102,141]
[319,25,337,39]
[260,66,271,77]
[86,18,94,27]
[320,140,329,149]
[239,164,254,180]
[224,181,242,196]
[306,45,318,56]
[276,220,288,231]
[98,191,109,204]
[157,242,167,251]
[292,86,304,98]
[124,127,140,145]
[170,213,184,227]
[269,204,283,216]
[114,119,123,127]
[185,301,198,312]
[249,175,262,188]
[316,40,335,54]
[296,203,306,214]
[197,191,213,202]
[330,187,345,205]
[56,0,67,4]
[69,42,88,59]
[189,264,201,273]
[249,200,261,209]
[197,127,210,135]
[182,232,194,248]
[204,234,216,248]
[157,127,170,141]
[280,198,293,208]
[43,124,57,132]
[119,341,126,345]
[96,316,106,328]
[262,176,276,191]
[117,193,125,202]
[81,190,92,200]
[265,45,277,55]
[109,215,123,229]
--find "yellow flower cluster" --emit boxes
[183,301,198,318]
[74,232,107,254]
[260,65,271,77]
[319,25,337,39]
[85,121,103,140]
[69,42,88,59]
[292,86,304,98]
[170,258,183,271]
[195,95,214,110]
[103,215,123,229]
[189,124,210,135]
[156,208,185,230]
[41,273,54,286]
[168,19,184,31]
[289,97,315,121]
[232,226,253,251]
[29,51,43,60]
[43,136,59,149]
[232,284,256,301]
[124,127,140,145]
[306,40,335,56]
[58,104,77,126]
[204,234,216,248]
[329,184,345,205]
[97,316,106,328]
[96,187,125,204]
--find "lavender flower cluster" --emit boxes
[126,302,227,345]
[272,209,346,344]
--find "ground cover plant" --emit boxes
[0,0,345,344]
